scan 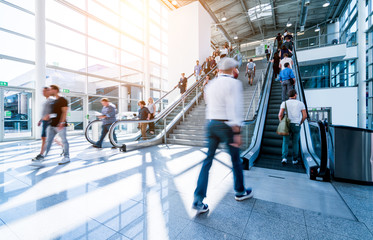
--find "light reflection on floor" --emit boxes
[0,136,372,240]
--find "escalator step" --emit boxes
[261,138,283,147]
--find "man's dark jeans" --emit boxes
[281,80,294,101]
[193,120,246,205]
[96,123,117,147]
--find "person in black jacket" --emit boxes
[272,51,281,79]
[176,73,188,94]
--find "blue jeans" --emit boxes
[193,120,246,205]
[282,123,301,160]
[44,126,69,158]
[96,124,117,147]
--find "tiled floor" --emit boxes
[0,136,372,240]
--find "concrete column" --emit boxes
[34,0,46,139]
[143,0,151,102]
[357,0,367,128]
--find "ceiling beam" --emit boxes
[238,0,256,34]
[270,0,277,29]
[198,0,233,42]
[213,1,239,14]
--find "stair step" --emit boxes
[169,133,205,140]
[167,139,207,147]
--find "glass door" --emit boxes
[1,89,33,140]
[65,95,85,135]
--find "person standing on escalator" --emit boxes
[279,62,295,101]
[176,73,188,94]
[278,89,307,165]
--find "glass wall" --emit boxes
[0,0,169,139]
[299,59,358,89]
[339,0,358,47]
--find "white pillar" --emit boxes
[168,2,213,93]
[34,0,46,139]
[357,0,367,128]
[144,0,150,102]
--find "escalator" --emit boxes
[241,42,324,179]
[255,79,305,173]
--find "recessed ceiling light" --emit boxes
[323,1,330,7]
[234,36,238,40]
[172,0,177,5]
[221,13,227,21]
[286,18,292,27]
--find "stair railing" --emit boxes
[106,49,239,151]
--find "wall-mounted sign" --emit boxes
[0,81,8,86]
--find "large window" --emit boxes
[339,0,358,47]
[0,0,169,139]
[300,59,358,89]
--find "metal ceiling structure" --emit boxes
[164,0,349,46]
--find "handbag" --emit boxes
[276,102,290,136]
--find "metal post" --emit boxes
[196,87,199,105]
[357,0,367,127]
[182,99,185,121]
[164,118,167,144]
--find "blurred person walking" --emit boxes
[176,73,188,94]
[31,85,70,166]
[194,60,202,81]
[147,97,156,135]
[192,57,253,214]
[138,101,151,140]
[246,59,256,86]
[32,87,54,161]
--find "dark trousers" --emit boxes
[149,114,155,132]
[193,120,246,205]
[281,80,294,101]
[96,123,117,147]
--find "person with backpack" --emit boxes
[278,89,307,165]
[246,59,256,86]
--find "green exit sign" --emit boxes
[5,111,11,118]
[0,81,8,86]
[63,89,70,93]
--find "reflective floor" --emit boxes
[0,136,372,240]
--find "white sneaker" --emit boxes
[292,160,299,165]
[58,157,70,165]
[281,158,287,164]
[30,159,44,167]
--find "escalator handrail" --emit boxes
[240,40,277,161]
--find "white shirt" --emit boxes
[215,56,221,64]
[205,74,243,127]
[247,62,256,70]
[220,48,228,55]
[280,99,305,124]
[280,57,293,71]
